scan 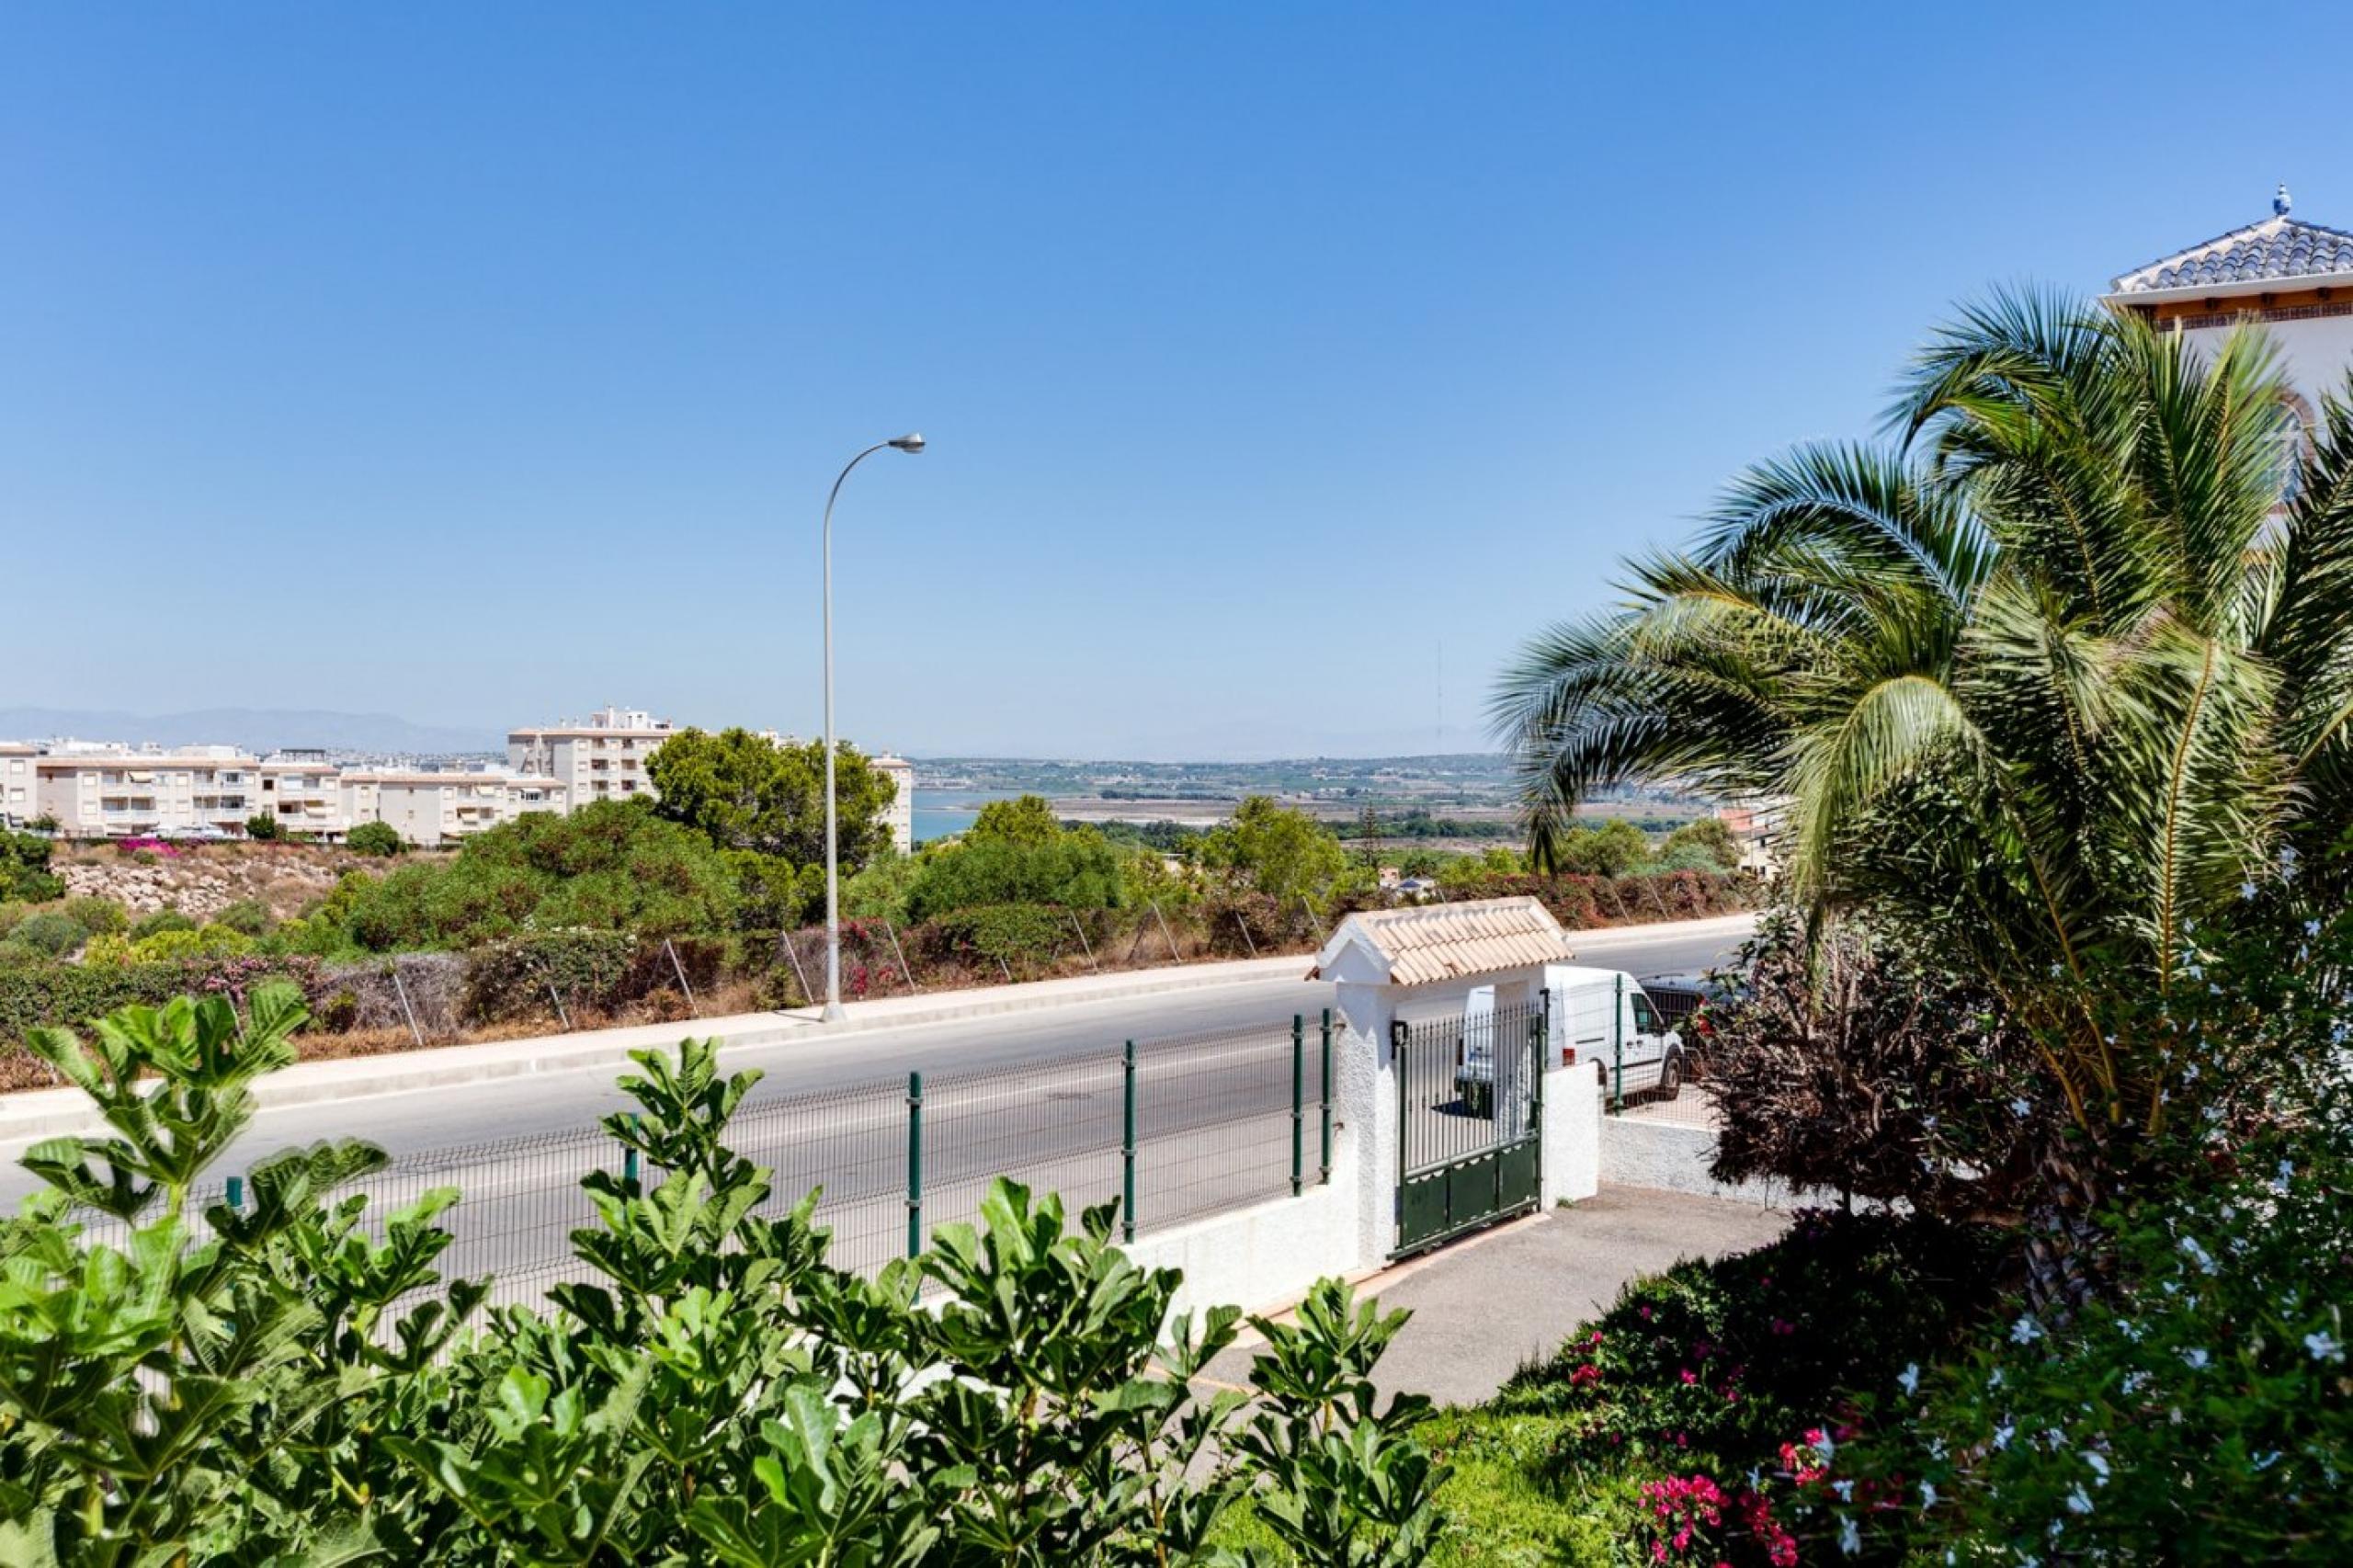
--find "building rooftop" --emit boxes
[2110,187,2353,296]
[1308,895,1574,986]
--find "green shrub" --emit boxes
[211,898,274,937]
[131,906,196,941]
[1,911,87,959]
[131,925,258,962]
[0,829,64,903]
[460,929,638,1022]
[344,820,404,857]
[925,903,1074,969]
[906,832,1128,920]
[60,897,128,938]
[0,903,27,939]
[0,1003,1446,1563]
[243,812,283,842]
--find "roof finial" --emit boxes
[2275,182,2293,218]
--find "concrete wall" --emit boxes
[1120,1152,1363,1324]
[1541,1059,1602,1206]
[1598,1115,1839,1209]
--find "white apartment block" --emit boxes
[873,753,915,854]
[508,705,674,809]
[31,744,259,836]
[341,769,570,846]
[1,743,36,826]
[256,750,349,836]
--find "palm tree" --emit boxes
[1494,290,2353,1241]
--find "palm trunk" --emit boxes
[2018,1128,2115,1318]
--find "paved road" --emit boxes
[15,918,1752,1299]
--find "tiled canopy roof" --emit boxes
[2111,212,2353,295]
[1309,896,1574,986]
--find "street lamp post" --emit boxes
[822,433,925,1022]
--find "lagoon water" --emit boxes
[910,788,1026,846]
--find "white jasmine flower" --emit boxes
[2010,1097,2032,1119]
[2012,1313,2045,1344]
[2180,1236,2217,1274]
[2305,1330,2344,1362]
[1833,1479,1855,1501]
[1921,1480,1938,1509]
[2067,1484,2095,1516]
[1993,1421,2015,1450]
[1839,1516,1861,1555]
[2182,1347,2210,1369]
[2086,1452,2109,1482]
[1898,1362,1920,1394]
[2240,880,2257,901]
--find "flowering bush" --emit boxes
[1492,1210,2003,1469]
[111,835,182,858]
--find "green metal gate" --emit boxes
[1392,995,1543,1256]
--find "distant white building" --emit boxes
[341,767,570,846]
[256,749,349,837]
[507,704,675,809]
[29,744,259,837]
[872,753,915,854]
[0,742,34,826]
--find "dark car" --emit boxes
[1638,973,1742,1069]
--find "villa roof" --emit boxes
[2110,190,2353,296]
[1308,896,1574,986]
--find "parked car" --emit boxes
[150,822,232,842]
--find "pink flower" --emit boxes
[1680,1369,1698,1384]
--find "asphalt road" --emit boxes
[18,917,1752,1297]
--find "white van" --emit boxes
[1542,965,1688,1100]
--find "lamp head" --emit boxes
[889,432,926,454]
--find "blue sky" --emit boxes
[6,3,2351,757]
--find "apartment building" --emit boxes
[0,743,36,826]
[507,705,674,808]
[256,750,349,836]
[31,744,260,836]
[873,753,915,854]
[341,768,571,846]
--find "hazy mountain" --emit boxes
[0,707,498,756]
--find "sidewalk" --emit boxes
[1198,1184,1789,1408]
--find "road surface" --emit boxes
[14,916,1752,1296]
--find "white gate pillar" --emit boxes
[1330,977,1399,1271]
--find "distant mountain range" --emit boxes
[0,708,498,756]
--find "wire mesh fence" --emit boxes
[56,1012,1336,1319]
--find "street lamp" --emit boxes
[822,433,925,1022]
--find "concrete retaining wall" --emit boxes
[1598,1115,1837,1209]
[1120,1154,1363,1324]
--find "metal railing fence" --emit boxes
[58,1011,1338,1312]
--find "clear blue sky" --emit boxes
[7,3,2350,757]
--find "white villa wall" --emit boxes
[1598,1115,1839,1209]
[1120,1152,1363,1325]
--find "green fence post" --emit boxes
[1122,1040,1137,1244]
[623,1112,641,1189]
[906,1071,924,1261]
[224,1175,244,1211]
[1290,1014,1304,1199]
[1612,971,1625,1112]
[1318,1007,1333,1186]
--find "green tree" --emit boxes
[344,821,404,857]
[1656,816,1741,872]
[338,801,736,950]
[1197,796,1350,913]
[964,793,1063,846]
[1550,818,1649,877]
[905,830,1129,921]
[243,812,283,842]
[648,727,896,871]
[1493,289,2353,1268]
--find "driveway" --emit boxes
[1198,1185,1791,1408]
